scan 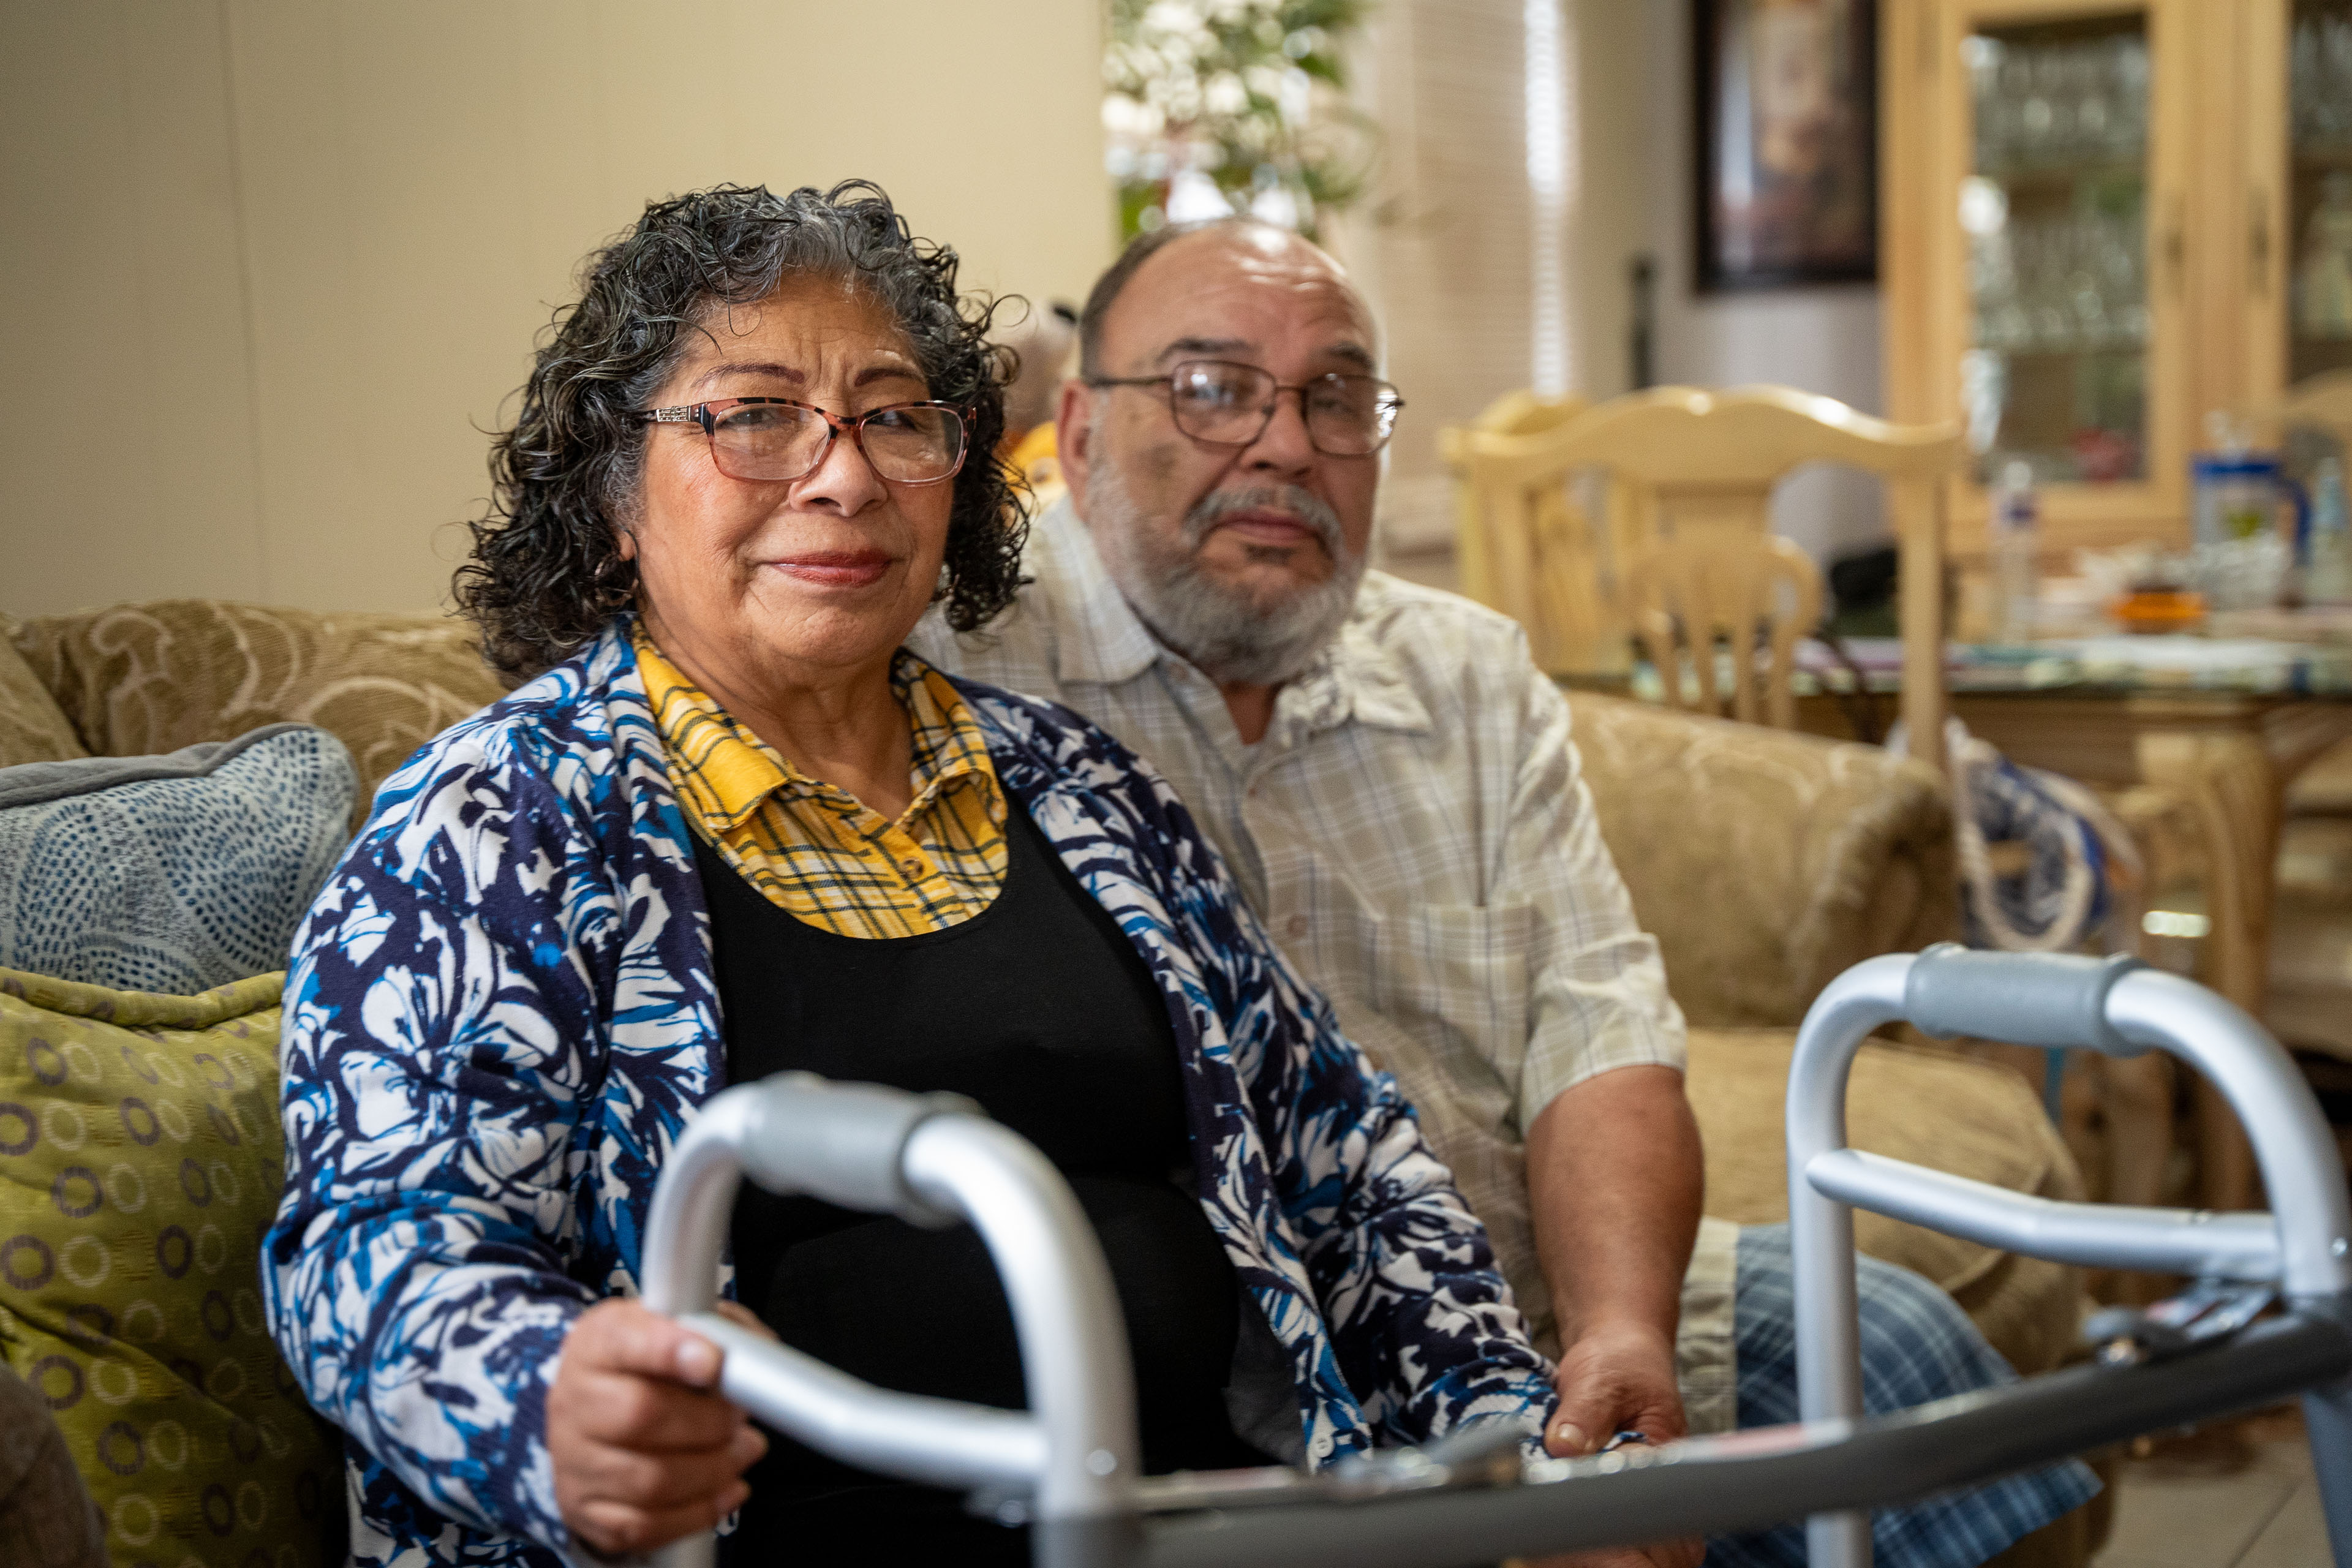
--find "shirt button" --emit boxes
[900,859,924,877]
[1285,914,1309,940]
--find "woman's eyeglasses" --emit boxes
[1085,360,1404,456]
[631,398,970,486]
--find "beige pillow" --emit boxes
[11,601,504,823]
[1685,1027,2088,1377]
[0,617,87,768]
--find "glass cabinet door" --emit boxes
[1883,0,2196,556]
[1960,15,2153,486]
[2290,0,2352,388]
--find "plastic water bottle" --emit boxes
[2309,458,2352,606]
[1989,460,2040,643]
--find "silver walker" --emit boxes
[639,946,2352,1568]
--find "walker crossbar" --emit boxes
[633,971,2352,1568]
[641,1072,1138,1568]
[1803,1149,2283,1280]
[1788,944,2352,1568]
[1120,1313,2348,1567]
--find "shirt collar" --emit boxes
[631,624,1003,831]
[1031,494,1432,742]
[899,654,1006,822]
[1275,611,1433,741]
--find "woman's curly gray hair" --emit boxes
[456,181,1026,676]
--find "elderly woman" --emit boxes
[262,183,1556,1568]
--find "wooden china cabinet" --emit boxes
[1880,1,2352,1215]
[1882,0,2352,565]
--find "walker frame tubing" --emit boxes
[1786,946,2352,1568]
[1125,1315,2347,1566]
[636,1076,1137,1568]
[627,970,2352,1568]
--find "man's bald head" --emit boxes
[1055,219,1385,693]
[1077,218,1365,377]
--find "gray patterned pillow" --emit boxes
[0,725,355,993]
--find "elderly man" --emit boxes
[914,217,2097,1567]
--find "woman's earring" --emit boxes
[596,543,639,610]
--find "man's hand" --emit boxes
[1521,1066,1709,1568]
[548,1299,768,1559]
[1521,1319,1704,1567]
[1544,1318,1685,1457]
[1521,1542,1703,1568]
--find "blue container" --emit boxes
[2192,451,2310,557]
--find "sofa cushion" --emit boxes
[0,965,341,1567]
[1684,1027,2087,1378]
[7,601,505,824]
[0,726,355,995]
[0,617,87,769]
[1571,693,1961,1028]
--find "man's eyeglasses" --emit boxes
[631,398,970,486]
[1085,360,1403,456]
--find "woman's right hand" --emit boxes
[549,1298,769,1558]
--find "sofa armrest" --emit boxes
[0,614,87,767]
[1570,692,1959,1028]
[10,600,508,823]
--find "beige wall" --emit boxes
[1,1,1110,619]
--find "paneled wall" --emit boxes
[1,1,1110,619]
[1340,0,1889,574]
[1636,1,1889,566]
[1341,1,1749,568]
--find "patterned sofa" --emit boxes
[0,599,2100,1564]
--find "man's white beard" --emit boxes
[1084,456,1367,688]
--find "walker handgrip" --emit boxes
[1903,943,2146,1054]
[679,1311,1047,1490]
[733,1071,978,1227]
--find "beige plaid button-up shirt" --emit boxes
[912,497,1700,1362]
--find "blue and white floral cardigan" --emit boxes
[263,621,1555,1567]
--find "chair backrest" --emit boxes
[1624,532,1823,729]
[1441,391,1605,672]
[1444,385,1964,769]
[1442,391,1635,677]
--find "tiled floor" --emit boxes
[2089,813,2352,1567]
[2092,1411,2333,1568]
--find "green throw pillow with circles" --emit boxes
[0,965,342,1568]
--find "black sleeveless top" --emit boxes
[695,806,1266,1563]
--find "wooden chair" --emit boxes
[1623,533,1823,729]
[2073,356,2348,1213]
[1441,393,1638,677]
[2258,371,2352,818]
[1445,385,1962,769]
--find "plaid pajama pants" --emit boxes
[1704,1225,2103,1567]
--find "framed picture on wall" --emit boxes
[1694,0,1877,290]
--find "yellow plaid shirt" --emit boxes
[633,627,1010,939]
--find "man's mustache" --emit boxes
[1182,486,1346,556]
